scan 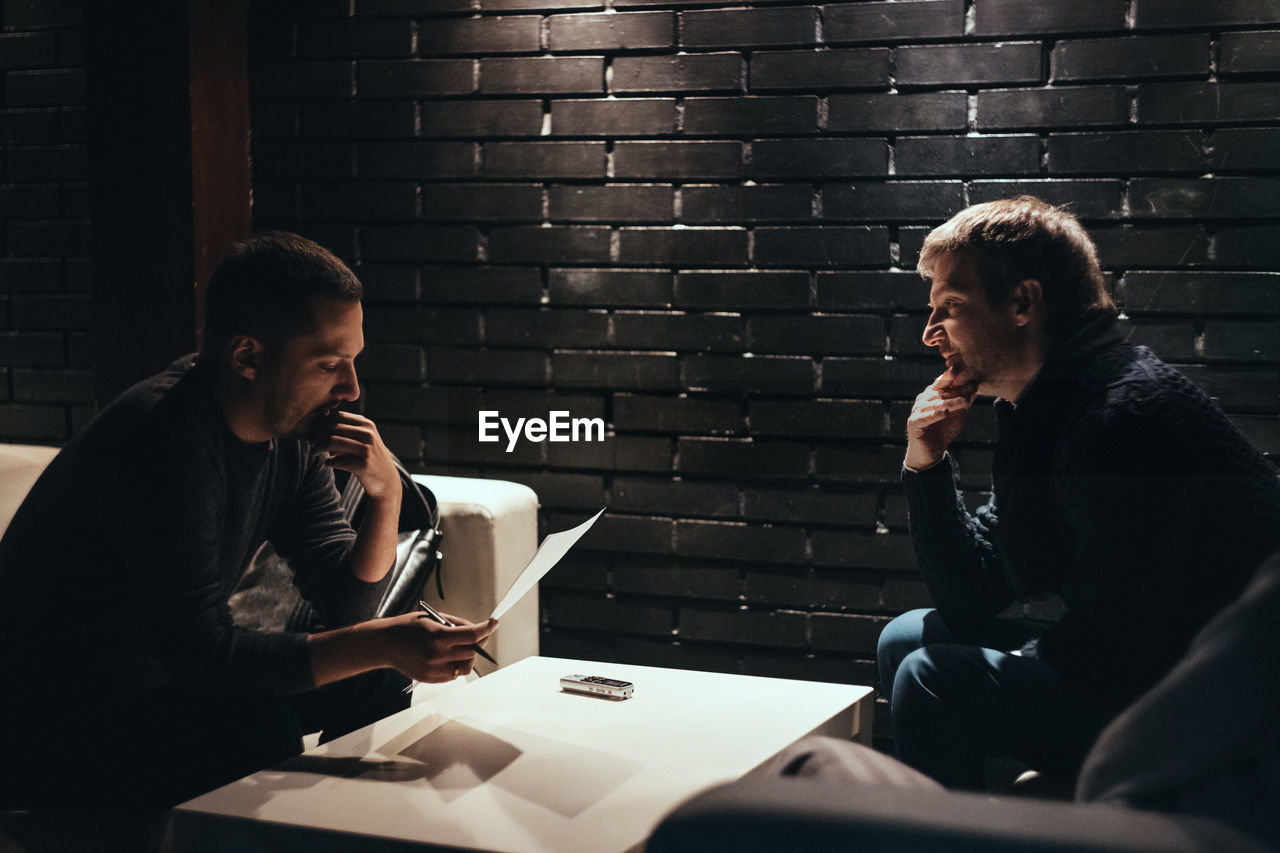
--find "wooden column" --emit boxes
[86,0,251,406]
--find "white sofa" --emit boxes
[0,445,541,670]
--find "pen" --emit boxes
[417,600,498,666]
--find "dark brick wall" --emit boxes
[262,2,1276,742]
[0,0,92,442]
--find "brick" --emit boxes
[7,221,90,257]
[1202,321,1279,362]
[547,434,674,472]
[682,355,814,395]
[611,53,742,94]
[747,567,882,611]
[0,404,64,441]
[613,141,742,179]
[0,109,59,143]
[1178,365,1279,414]
[549,184,674,223]
[362,225,480,262]
[743,487,879,527]
[511,471,608,511]
[478,0,602,10]
[1047,131,1205,175]
[820,356,939,398]
[1138,82,1280,125]
[1229,415,1280,456]
[613,558,742,600]
[485,308,609,348]
[616,227,749,267]
[0,260,61,293]
[257,62,355,99]
[749,314,884,356]
[357,345,425,383]
[552,351,680,390]
[0,331,63,366]
[480,56,603,94]
[0,32,57,69]
[750,138,886,179]
[548,12,675,51]
[1126,320,1197,360]
[812,530,916,571]
[1207,129,1280,172]
[549,98,677,136]
[612,477,740,519]
[682,96,820,136]
[0,183,59,219]
[356,142,476,178]
[3,0,81,27]
[356,264,419,301]
[675,272,810,310]
[550,268,673,306]
[896,42,1043,87]
[1052,35,1209,82]
[968,179,1125,219]
[611,311,745,352]
[488,225,612,263]
[1091,225,1209,268]
[1217,226,1280,270]
[750,48,889,92]
[1220,31,1280,76]
[814,444,909,485]
[1129,178,1280,220]
[676,520,807,565]
[418,17,542,55]
[679,603,809,647]
[810,612,892,653]
[428,346,548,385]
[681,7,817,49]
[976,86,1128,129]
[677,436,809,479]
[751,399,887,439]
[815,272,925,312]
[827,92,966,132]
[1122,272,1279,316]
[483,141,606,179]
[5,144,88,181]
[357,60,476,97]
[614,394,744,435]
[298,19,412,58]
[539,557,609,592]
[300,101,415,138]
[823,181,965,222]
[822,0,965,44]
[681,185,813,224]
[422,265,544,304]
[753,226,890,268]
[6,295,85,331]
[1132,1,1280,29]
[4,68,84,106]
[419,100,542,137]
[974,0,1126,36]
[420,183,543,222]
[365,305,483,345]
[548,590,674,633]
[300,182,418,221]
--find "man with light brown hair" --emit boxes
[877,197,1280,790]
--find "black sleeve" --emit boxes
[902,454,1015,624]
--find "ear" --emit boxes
[1010,278,1044,327]
[228,335,264,381]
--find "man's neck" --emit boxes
[209,369,272,444]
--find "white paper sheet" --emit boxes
[490,508,606,620]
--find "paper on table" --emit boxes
[490,507,605,620]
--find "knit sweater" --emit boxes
[0,356,385,705]
[903,315,1280,710]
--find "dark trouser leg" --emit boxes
[890,643,1111,790]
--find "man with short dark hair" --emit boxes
[0,232,495,809]
[881,197,1280,790]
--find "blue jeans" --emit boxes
[877,608,1112,790]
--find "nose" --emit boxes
[336,362,360,402]
[921,310,945,349]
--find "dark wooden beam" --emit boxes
[85,0,251,406]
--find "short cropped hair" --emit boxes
[918,196,1116,340]
[201,231,362,360]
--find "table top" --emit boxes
[174,656,871,853]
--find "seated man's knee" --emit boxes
[877,608,934,693]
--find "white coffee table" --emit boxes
[172,656,872,853]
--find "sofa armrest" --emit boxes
[412,474,539,675]
[647,778,1272,853]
